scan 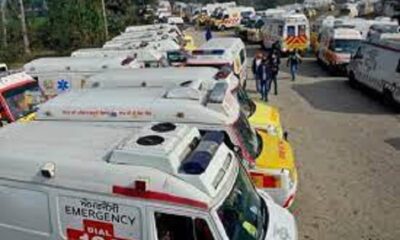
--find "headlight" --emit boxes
[266,124,278,136]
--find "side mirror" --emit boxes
[233,145,243,159]
[283,131,289,141]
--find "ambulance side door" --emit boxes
[147,206,222,240]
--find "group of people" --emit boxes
[252,49,302,101]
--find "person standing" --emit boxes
[287,49,302,81]
[257,55,271,102]
[205,26,212,41]
[252,52,263,93]
[268,51,280,95]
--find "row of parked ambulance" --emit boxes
[0,23,299,239]
[310,15,400,107]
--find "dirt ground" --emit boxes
[186,27,400,240]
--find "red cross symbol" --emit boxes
[67,219,130,240]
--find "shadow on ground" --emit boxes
[292,79,395,115]
[385,138,400,151]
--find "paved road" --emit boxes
[186,28,400,240]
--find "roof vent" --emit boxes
[151,122,177,133]
[136,135,164,146]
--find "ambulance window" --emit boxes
[155,212,215,240]
[298,25,306,36]
[0,185,51,233]
[287,26,295,37]
[239,49,246,65]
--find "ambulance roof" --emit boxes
[24,57,131,73]
[71,48,163,61]
[36,86,237,124]
[86,67,219,88]
[0,72,35,91]
[188,38,243,64]
[333,27,363,39]
[0,121,237,208]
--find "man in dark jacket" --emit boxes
[257,55,271,101]
[268,51,280,95]
[252,52,263,93]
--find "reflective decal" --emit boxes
[60,196,141,240]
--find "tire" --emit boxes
[348,72,358,89]
[382,88,395,107]
[220,25,226,31]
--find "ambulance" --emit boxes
[103,39,181,52]
[261,13,310,54]
[317,25,363,73]
[85,67,284,138]
[0,121,298,240]
[211,7,242,31]
[348,32,400,106]
[125,23,181,35]
[36,85,298,207]
[103,35,180,50]
[0,72,46,125]
[310,15,335,54]
[71,49,163,62]
[23,56,167,97]
[186,38,248,89]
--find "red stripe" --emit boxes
[283,194,295,208]
[112,186,208,210]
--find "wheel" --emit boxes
[382,88,395,107]
[348,72,358,89]
[220,25,226,31]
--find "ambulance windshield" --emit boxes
[333,39,361,54]
[217,165,267,240]
[3,82,45,120]
[233,112,260,159]
[236,88,256,118]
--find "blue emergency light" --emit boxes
[192,49,225,55]
[202,131,225,145]
[180,131,224,174]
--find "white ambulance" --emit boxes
[348,32,400,106]
[0,121,298,239]
[317,25,363,73]
[103,39,181,52]
[36,85,298,208]
[23,56,166,97]
[186,38,248,88]
[85,67,284,138]
[261,13,310,53]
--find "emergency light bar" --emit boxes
[192,49,225,55]
[180,131,225,175]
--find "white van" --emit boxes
[36,85,298,208]
[186,38,248,88]
[71,49,163,63]
[261,13,310,53]
[0,121,298,239]
[85,67,284,138]
[348,32,400,106]
[103,39,181,52]
[317,25,363,73]
[23,56,166,97]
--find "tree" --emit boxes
[1,0,7,48]
[18,0,31,54]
